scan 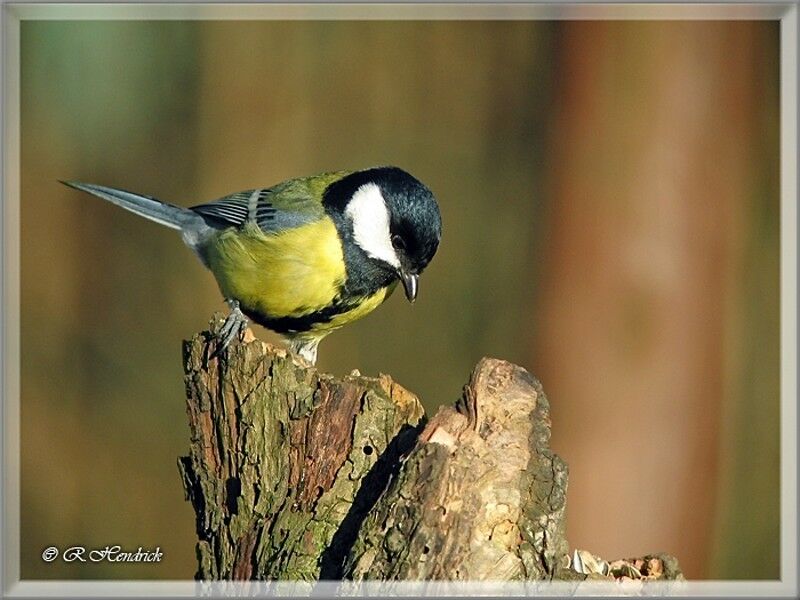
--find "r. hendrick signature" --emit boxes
[42,545,163,563]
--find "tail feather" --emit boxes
[61,181,203,231]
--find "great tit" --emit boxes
[62,167,442,364]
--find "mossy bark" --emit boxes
[179,321,682,582]
[178,325,423,580]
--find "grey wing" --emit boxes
[190,174,339,232]
[190,189,277,230]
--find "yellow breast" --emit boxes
[204,219,347,318]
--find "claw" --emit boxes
[211,299,248,358]
[289,338,320,365]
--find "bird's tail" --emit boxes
[61,181,205,232]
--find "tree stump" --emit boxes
[178,319,683,583]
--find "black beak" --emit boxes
[399,270,419,303]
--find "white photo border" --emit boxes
[1,2,796,597]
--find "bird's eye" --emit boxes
[391,234,406,251]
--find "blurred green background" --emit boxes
[20,20,779,580]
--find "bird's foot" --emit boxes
[289,339,319,366]
[212,299,249,357]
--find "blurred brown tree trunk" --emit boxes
[535,21,778,579]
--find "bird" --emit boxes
[61,167,442,364]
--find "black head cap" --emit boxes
[324,166,442,277]
[374,167,441,274]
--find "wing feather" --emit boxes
[189,172,350,233]
[191,191,252,226]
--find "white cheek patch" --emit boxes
[345,183,400,268]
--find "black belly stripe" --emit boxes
[241,303,345,335]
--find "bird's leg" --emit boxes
[289,338,319,365]
[213,299,248,356]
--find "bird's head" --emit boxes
[324,167,442,301]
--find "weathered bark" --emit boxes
[178,323,424,580]
[179,319,682,582]
[345,358,570,580]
